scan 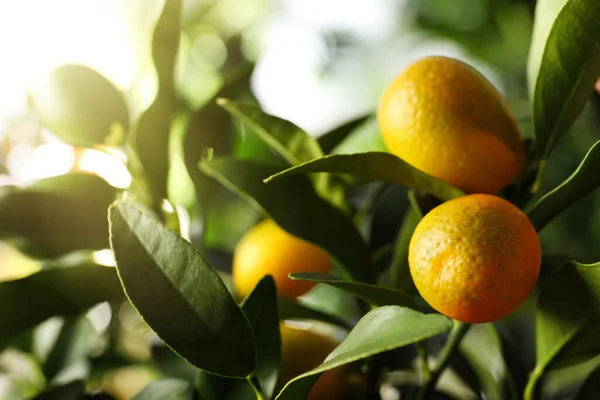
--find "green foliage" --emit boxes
[240,276,282,398]
[108,201,255,377]
[0,173,118,258]
[574,363,600,399]
[276,307,452,399]
[133,0,182,200]
[7,1,600,399]
[528,0,600,160]
[29,65,129,147]
[132,379,191,400]
[289,273,417,309]
[264,152,465,201]
[527,139,600,231]
[317,115,370,154]
[0,264,123,344]
[200,158,370,281]
[277,300,352,330]
[526,261,600,398]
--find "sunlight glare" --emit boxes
[75,148,132,189]
[0,0,136,118]
[13,143,75,185]
[92,249,117,267]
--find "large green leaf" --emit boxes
[275,306,452,399]
[109,201,255,377]
[528,0,600,158]
[200,158,370,281]
[218,99,323,165]
[0,264,124,344]
[526,139,600,231]
[133,0,181,200]
[317,115,369,154]
[0,173,118,259]
[132,379,191,400]
[277,300,352,330]
[29,64,128,147]
[264,152,464,201]
[289,273,417,309]
[525,261,600,399]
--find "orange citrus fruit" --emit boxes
[377,56,525,194]
[277,323,364,400]
[233,219,332,300]
[408,194,541,323]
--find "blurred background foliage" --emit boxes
[0,0,598,398]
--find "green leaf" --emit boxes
[525,261,600,399]
[40,316,93,385]
[132,379,191,400]
[195,276,281,399]
[275,306,452,399]
[289,273,417,309]
[0,173,118,259]
[526,139,600,231]
[574,362,600,399]
[29,64,128,147]
[200,158,370,282]
[109,201,255,377]
[528,0,600,158]
[133,0,181,200]
[459,324,516,400]
[217,99,323,165]
[218,99,346,209]
[240,276,281,398]
[264,152,464,202]
[32,381,84,400]
[277,300,352,330]
[0,264,124,344]
[317,115,369,154]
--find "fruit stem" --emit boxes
[530,159,547,195]
[523,366,543,400]
[247,373,265,400]
[415,321,471,400]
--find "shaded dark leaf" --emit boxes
[109,201,255,377]
[290,273,417,309]
[0,263,123,343]
[200,158,370,282]
[277,300,352,330]
[0,173,118,259]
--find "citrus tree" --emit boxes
[2,0,600,399]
